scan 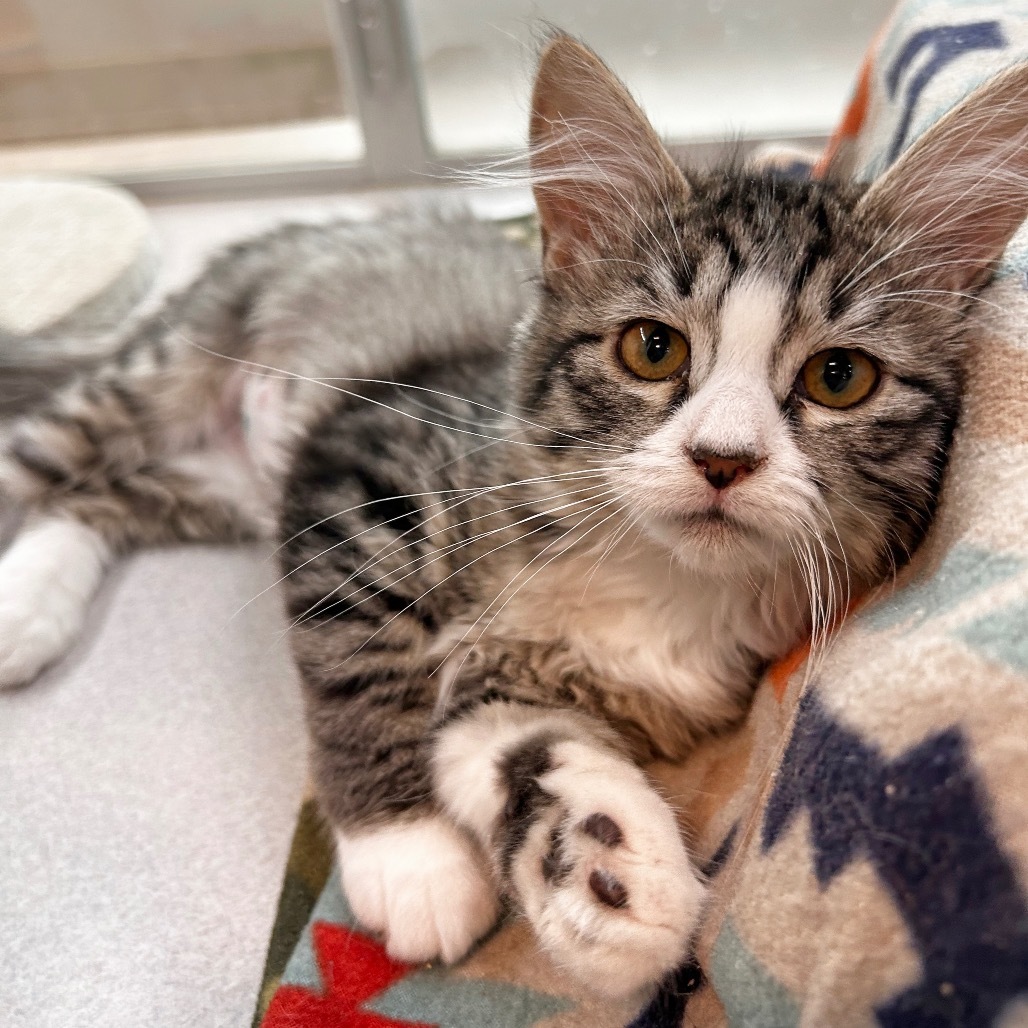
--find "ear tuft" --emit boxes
[529,34,689,280]
[857,62,1028,294]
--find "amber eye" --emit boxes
[618,320,689,381]
[800,348,880,409]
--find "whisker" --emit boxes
[236,468,614,618]
[323,496,617,669]
[577,503,640,602]
[289,485,615,631]
[162,318,629,454]
[430,497,625,706]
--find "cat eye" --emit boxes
[799,348,880,409]
[618,320,689,381]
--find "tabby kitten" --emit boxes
[2,36,1027,998]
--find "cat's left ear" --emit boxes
[529,33,690,281]
[857,62,1028,293]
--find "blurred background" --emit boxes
[0,0,892,197]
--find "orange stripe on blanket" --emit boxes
[768,642,811,701]
[813,15,891,178]
[815,54,873,177]
[766,595,870,702]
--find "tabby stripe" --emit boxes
[365,685,433,710]
[376,587,439,632]
[315,667,406,700]
[893,373,948,400]
[438,689,548,726]
[296,518,362,554]
[106,380,146,419]
[632,273,661,303]
[10,440,69,485]
[711,224,743,278]
[349,468,427,540]
[48,413,101,449]
[343,570,440,632]
[672,259,693,298]
[855,469,929,529]
[793,213,832,292]
[852,463,907,494]
[871,411,938,434]
[566,371,621,425]
[526,332,602,410]
[865,413,941,462]
[288,592,376,622]
[826,282,851,323]
[288,554,441,629]
[369,739,422,767]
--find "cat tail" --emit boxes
[0,248,276,688]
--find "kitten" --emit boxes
[2,35,1027,998]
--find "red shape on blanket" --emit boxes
[261,921,434,1028]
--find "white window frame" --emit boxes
[49,0,826,203]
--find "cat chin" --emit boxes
[641,511,782,578]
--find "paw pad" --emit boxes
[588,867,628,909]
[581,812,623,847]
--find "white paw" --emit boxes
[512,741,704,998]
[0,518,108,688]
[336,815,499,964]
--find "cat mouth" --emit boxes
[675,508,746,530]
[672,508,763,543]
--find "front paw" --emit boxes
[336,815,500,964]
[500,739,704,997]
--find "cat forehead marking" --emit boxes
[706,273,788,382]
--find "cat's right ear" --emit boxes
[856,62,1028,294]
[529,33,690,282]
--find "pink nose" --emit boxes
[687,449,759,490]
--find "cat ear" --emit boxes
[857,63,1028,294]
[529,33,690,280]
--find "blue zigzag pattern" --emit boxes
[763,691,1028,1026]
[885,21,1007,163]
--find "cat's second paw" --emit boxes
[501,739,704,997]
[336,815,499,964]
[0,518,108,689]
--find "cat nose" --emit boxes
[687,448,759,490]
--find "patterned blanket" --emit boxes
[254,3,1028,1024]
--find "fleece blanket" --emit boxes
[254,3,1028,1025]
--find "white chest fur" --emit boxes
[490,539,800,714]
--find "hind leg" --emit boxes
[0,367,273,688]
[0,516,109,686]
